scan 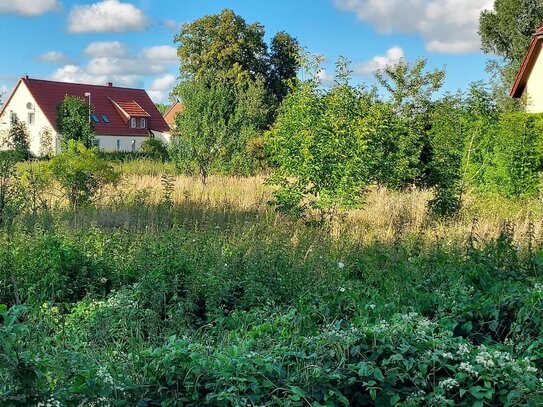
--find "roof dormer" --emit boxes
[110,99,151,128]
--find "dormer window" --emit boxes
[140,118,146,128]
[130,117,137,128]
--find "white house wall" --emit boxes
[0,81,59,155]
[525,49,543,113]
[96,135,148,152]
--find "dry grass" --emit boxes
[99,175,543,244]
[114,174,271,210]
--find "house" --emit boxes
[0,76,170,155]
[511,26,543,112]
[163,100,183,132]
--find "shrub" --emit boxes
[140,137,169,160]
[49,141,119,207]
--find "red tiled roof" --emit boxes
[14,77,169,136]
[114,100,151,118]
[511,26,543,98]
[164,101,184,127]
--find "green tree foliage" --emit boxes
[428,94,466,215]
[38,127,54,158]
[174,9,301,118]
[266,60,370,217]
[56,95,95,148]
[49,141,119,208]
[267,31,301,105]
[0,152,24,228]
[488,113,543,198]
[172,10,301,181]
[374,57,445,186]
[479,0,543,111]
[174,9,269,82]
[479,0,543,66]
[171,77,268,185]
[5,116,30,158]
[140,138,169,161]
[460,82,499,189]
[362,102,417,189]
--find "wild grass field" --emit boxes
[1,163,543,406]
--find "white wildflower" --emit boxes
[458,361,479,377]
[457,343,470,356]
[476,349,495,369]
[338,261,345,269]
[442,352,454,360]
[439,378,459,391]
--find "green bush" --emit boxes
[49,141,119,207]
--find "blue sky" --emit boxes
[0,0,495,104]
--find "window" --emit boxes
[116,139,121,151]
[130,117,137,128]
[9,111,17,124]
[91,139,100,148]
[91,114,100,123]
[140,118,146,128]
[28,112,35,125]
[101,114,110,123]
[131,140,136,152]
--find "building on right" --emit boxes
[511,26,543,112]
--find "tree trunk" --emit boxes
[199,165,207,187]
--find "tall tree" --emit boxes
[479,0,543,110]
[374,58,445,186]
[479,0,543,66]
[174,9,269,82]
[171,76,268,186]
[266,59,372,218]
[57,95,95,148]
[267,31,301,105]
[174,9,301,115]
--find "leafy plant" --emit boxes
[48,141,119,208]
[56,95,95,148]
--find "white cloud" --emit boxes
[147,73,177,103]
[0,0,60,16]
[335,0,493,54]
[87,57,168,76]
[84,41,127,58]
[51,64,141,88]
[140,46,178,63]
[68,0,149,33]
[35,51,71,65]
[50,44,178,100]
[355,46,404,75]
[163,19,181,32]
[317,69,335,86]
[150,74,176,92]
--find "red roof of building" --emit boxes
[4,77,169,136]
[164,100,184,127]
[114,100,151,118]
[511,26,543,98]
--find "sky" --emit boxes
[0,0,496,104]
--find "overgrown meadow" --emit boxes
[1,158,543,406]
[3,7,543,406]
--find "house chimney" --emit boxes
[107,82,113,87]
[24,74,29,80]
